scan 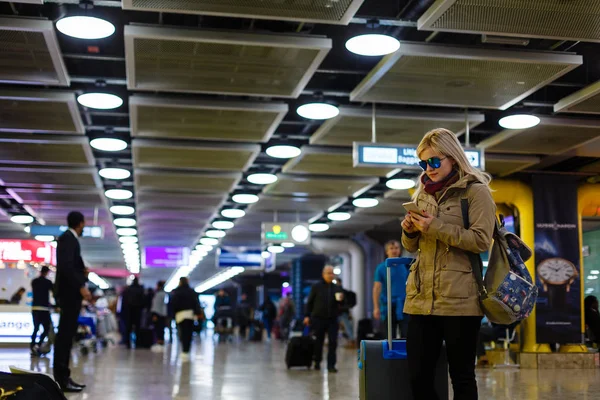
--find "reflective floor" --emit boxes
[2,336,600,399]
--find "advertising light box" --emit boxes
[144,247,190,268]
[0,240,53,264]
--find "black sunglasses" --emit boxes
[419,157,447,171]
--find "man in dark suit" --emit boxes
[53,211,91,393]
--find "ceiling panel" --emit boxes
[122,0,364,24]
[484,155,541,177]
[0,134,92,166]
[248,194,347,213]
[130,96,288,142]
[135,169,241,194]
[132,140,260,171]
[0,166,100,189]
[264,173,377,197]
[283,147,396,177]
[125,25,331,98]
[354,198,405,217]
[554,80,600,115]
[350,42,582,110]
[0,17,69,86]
[137,191,227,210]
[579,160,600,175]
[9,188,104,205]
[419,0,600,43]
[311,107,485,146]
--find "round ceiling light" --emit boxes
[221,209,245,219]
[196,244,213,252]
[345,34,400,56]
[119,236,138,244]
[247,173,278,185]
[328,212,351,222]
[105,189,133,200]
[35,235,54,242]
[77,93,123,110]
[114,218,136,227]
[309,223,330,232]
[110,205,135,216]
[281,242,295,248]
[99,168,130,180]
[261,251,271,259]
[353,198,379,208]
[212,221,234,230]
[282,282,290,288]
[232,194,259,204]
[386,178,416,190]
[297,103,340,120]
[268,245,285,254]
[200,237,219,246]
[291,225,310,243]
[90,138,127,152]
[121,243,139,250]
[56,16,116,40]
[265,145,302,159]
[116,228,137,236]
[10,215,34,224]
[205,229,226,238]
[498,114,541,130]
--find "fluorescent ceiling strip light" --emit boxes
[195,267,244,293]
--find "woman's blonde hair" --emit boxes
[412,128,491,200]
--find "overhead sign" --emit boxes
[0,240,53,264]
[261,222,311,245]
[29,225,104,239]
[0,311,59,340]
[217,248,264,269]
[353,142,484,170]
[144,247,190,268]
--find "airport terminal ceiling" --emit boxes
[0,0,599,286]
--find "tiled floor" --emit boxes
[2,335,600,399]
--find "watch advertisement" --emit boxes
[533,175,582,344]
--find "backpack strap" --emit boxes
[460,198,488,300]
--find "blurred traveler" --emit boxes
[372,240,411,339]
[10,287,26,304]
[30,266,54,355]
[151,280,168,352]
[304,265,344,373]
[585,295,600,346]
[259,297,277,342]
[214,289,231,310]
[122,277,145,349]
[53,211,91,393]
[170,277,202,362]
[336,278,357,346]
[402,128,495,400]
[236,293,251,340]
[278,293,296,340]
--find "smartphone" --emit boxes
[403,202,424,216]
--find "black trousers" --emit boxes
[125,308,142,347]
[53,298,82,386]
[312,317,339,369]
[407,315,482,400]
[178,319,194,353]
[31,310,51,348]
[153,313,166,344]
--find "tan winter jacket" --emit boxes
[402,174,496,317]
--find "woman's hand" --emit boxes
[401,214,417,233]
[410,210,435,233]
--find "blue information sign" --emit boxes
[29,225,104,239]
[353,142,484,170]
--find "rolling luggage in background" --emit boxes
[249,320,263,342]
[285,327,314,369]
[137,328,154,349]
[359,258,449,400]
[356,318,383,346]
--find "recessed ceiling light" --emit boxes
[328,212,351,221]
[196,245,213,252]
[114,218,136,227]
[291,225,310,243]
[77,93,123,110]
[261,251,271,259]
[268,245,285,254]
[110,205,135,216]
[116,228,137,236]
[297,103,340,120]
[119,236,138,244]
[105,189,133,200]
[10,215,34,224]
[200,237,219,246]
[386,178,416,190]
[212,221,234,230]
[193,250,208,257]
[498,114,541,130]
[221,209,245,219]
[247,173,278,185]
[232,194,259,204]
[266,145,301,159]
[309,223,330,232]
[345,34,400,56]
[281,242,295,248]
[56,16,116,40]
[90,138,127,152]
[205,229,226,238]
[121,242,139,249]
[353,198,379,208]
[35,235,54,242]
[99,168,130,180]
[282,282,290,288]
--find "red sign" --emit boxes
[0,240,53,264]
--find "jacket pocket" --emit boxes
[440,253,474,299]
[406,260,420,298]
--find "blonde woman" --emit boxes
[401,128,495,400]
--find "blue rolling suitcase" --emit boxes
[358,257,449,400]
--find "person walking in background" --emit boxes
[259,296,277,342]
[53,211,92,393]
[402,128,495,400]
[336,278,357,347]
[372,240,412,339]
[30,266,54,356]
[585,295,600,346]
[278,293,296,340]
[236,293,251,340]
[170,277,202,362]
[10,287,26,304]
[304,265,344,373]
[122,277,145,349]
[151,281,168,352]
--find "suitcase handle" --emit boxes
[384,258,395,351]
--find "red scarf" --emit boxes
[422,170,459,195]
